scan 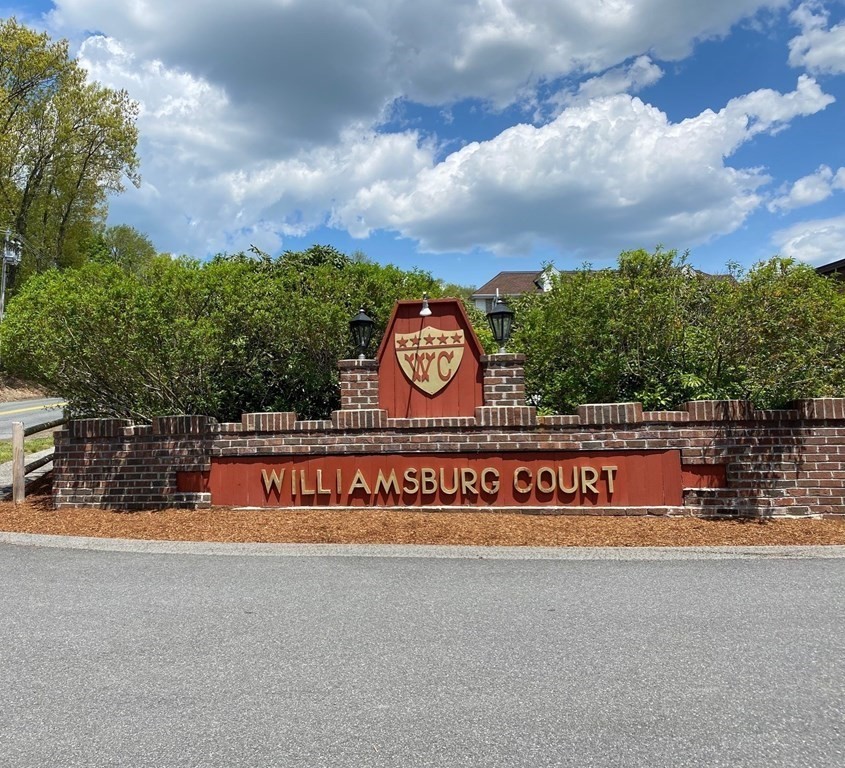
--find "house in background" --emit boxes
[470,264,737,312]
[816,258,845,282]
[470,266,559,312]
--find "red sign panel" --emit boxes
[377,299,484,418]
[205,450,683,508]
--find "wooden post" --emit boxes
[12,421,24,504]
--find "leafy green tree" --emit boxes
[512,249,845,412]
[511,264,621,412]
[84,224,158,274]
[282,243,351,269]
[0,249,449,421]
[438,280,476,300]
[708,258,845,406]
[0,19,139,277]
[10,242,835,421]
[0,260,219,419]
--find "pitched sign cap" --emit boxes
[377,298,484,418]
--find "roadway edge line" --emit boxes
[1,531,845,560]
[0,402,67,417]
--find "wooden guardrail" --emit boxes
[11,416,67,503]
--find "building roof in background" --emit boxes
[472,266,732,296]
[471,271,546,297]
[816,258,845,280]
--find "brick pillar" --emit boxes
[476,353,536,426]
[338,359,380,409]
[334,359,388,429]
[481,353,527,406]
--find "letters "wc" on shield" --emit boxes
[394,326,465,395]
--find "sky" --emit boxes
[5,0,845,286]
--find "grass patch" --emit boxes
[0,435,54,464]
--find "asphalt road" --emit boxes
[0,397,65,439]
[0,543,843,767]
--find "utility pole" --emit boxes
[0,230,22,321]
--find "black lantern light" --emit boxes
[349,307,374,360]
[486,297,514,354]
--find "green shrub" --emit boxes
[0,249,453,421]
[512,250,845,412]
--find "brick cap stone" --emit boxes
[294,419,334,432]
[68,418,132,438]
[642,411,690,423]
[679,398,845,422]
[387,416,478,429]
[480,353,526,365]
[792,398,845,420]
[539,414,582,427]
[123,424,153,437]
[331,408,388,430]
[337,358,379,370]
[241,412,297,432]
[577,402,643,425]
[152,415,218,435]
[685,400,755,422]
[474,405,537,427]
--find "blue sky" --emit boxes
[6,1,845,286]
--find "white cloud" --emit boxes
[224,128,434,236]
[76,34,269,255]
[789,2,845,74]
[768,164,845,212]
[76,33,420,255]
[51,0,791,144]
[108,124,434,257]
[549,55,663,113]
[772,215,845,264]
[55,0,397,151]
[42,1,830,261]
[338,78,833,255]
[78,36,246,166]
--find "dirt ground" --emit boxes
[0,375,47,403]
[2,493,845,546]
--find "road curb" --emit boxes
[2,530,845,560]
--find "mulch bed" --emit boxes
[2,493,845,547]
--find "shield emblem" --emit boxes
[395,326,465,395]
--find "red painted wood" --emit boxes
[681,464,727,489]
[377,299,484,418]
[176,471,209,492]
[662,449,684,502]
[207,450,683,508]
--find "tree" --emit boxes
[512,250,845,412]
[708,258,845,406]
[0,248,453,421]
[0,19,139,277]
[84,224,158,274]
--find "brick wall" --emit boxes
[52,357,845,516]
[53,416,216,510]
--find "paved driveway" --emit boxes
[1,541,843,767]
[0,397,65,439]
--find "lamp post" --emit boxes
[486,297,514,354]
[349,307,374,360]
[0,231,21,322]
[419,292,432,317]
